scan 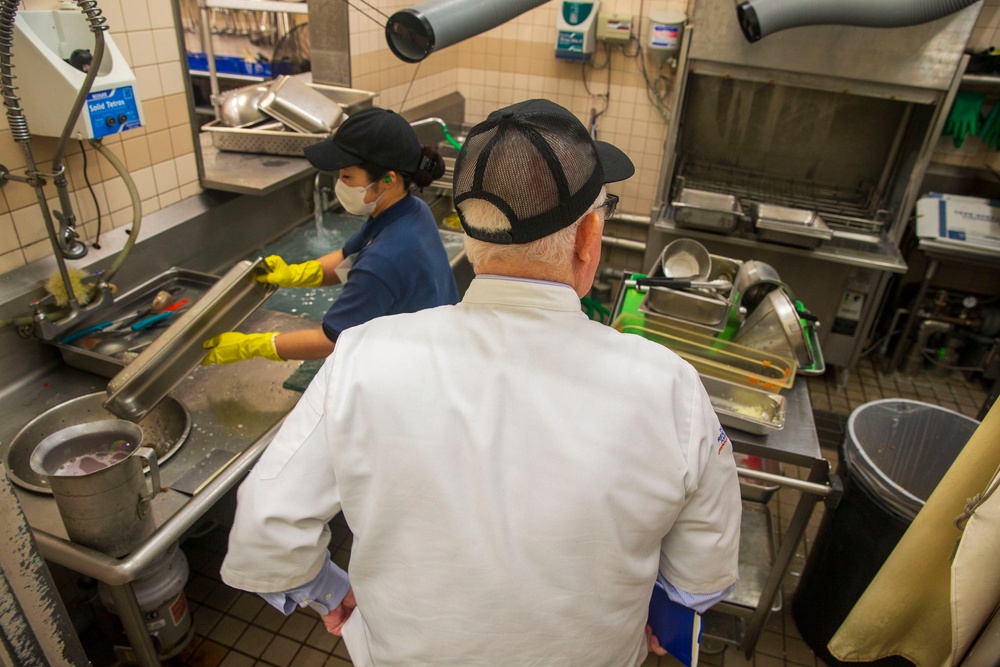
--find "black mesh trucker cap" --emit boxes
[453,99,634,244]
[304,108,421,174]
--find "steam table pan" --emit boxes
[54,268,219,378]
[103,258,277,422]
[612,313,796,392]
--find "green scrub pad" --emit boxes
[282,359,324,393]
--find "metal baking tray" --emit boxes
[53,268,219,377]
[612,314,796,392]
[672,188,744,233]
[700,374,786,435]
[258,75,344,134]
[754,203,833,249]
[103,258,277,422]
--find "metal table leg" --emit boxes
[740,459,830,658]
[890,258,939,370]
[106,583,159,667]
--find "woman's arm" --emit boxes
[274,328,336,361]
[318,250,346,286]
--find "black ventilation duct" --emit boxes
[737,0,980,43]
[386,0,550,63]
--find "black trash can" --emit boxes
[792,399,979,666]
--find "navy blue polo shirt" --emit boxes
[322,194,459,341]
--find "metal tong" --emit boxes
[625,277,733,292]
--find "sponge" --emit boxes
[45,269,92,307]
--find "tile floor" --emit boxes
[77,357,992,667]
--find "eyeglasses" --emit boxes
[598,193,619,219]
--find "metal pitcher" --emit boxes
[30,419,160,557]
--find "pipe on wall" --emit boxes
[386,0,550,63]
[737,0,980,42]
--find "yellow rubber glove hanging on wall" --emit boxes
[257,255,324,288]
[201,332,284,366]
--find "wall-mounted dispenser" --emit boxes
[556,1,600,61]
[13,9,142,139]
[647,9,686,67]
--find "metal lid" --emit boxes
[103,259,277,422]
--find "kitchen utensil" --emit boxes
[660,238,712,280]
[103,258,278,422]
[258,75,344,134]
[732,288,812,367]
[628,277,732,291]
[672,188,744,232]
[129,298,190,331]
[219,83,271,128]
[30,419,159,556]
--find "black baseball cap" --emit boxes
[453,99,634,245]
[304,107,421,175]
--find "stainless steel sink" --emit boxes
[5,393,191,495]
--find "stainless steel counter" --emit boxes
[200,134,314,196]
[0,308,315,666]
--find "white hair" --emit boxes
[461,187,606,272]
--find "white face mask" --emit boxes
[335,178,384,216]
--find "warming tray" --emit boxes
[700,374,786,435]
[673,188,744,233]
[754,203,833,249]
[103,258,277,422]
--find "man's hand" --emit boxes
[321,587,357,636]
[646,624,667,656]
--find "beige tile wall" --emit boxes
[349,0,692,218]
[2,0,994,278]
[0,0,199,276]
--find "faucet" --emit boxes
[408,117,463,151]
[314,171,333,228]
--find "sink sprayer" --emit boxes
[0,0,142,340]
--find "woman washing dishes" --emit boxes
[202,108,459,365]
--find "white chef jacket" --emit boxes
[221,276,742,666]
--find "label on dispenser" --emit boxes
[651,23,681,49]
[87,86,142,139]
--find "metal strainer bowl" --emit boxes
[660,238,712,280]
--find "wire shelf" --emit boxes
[676,162,887,236]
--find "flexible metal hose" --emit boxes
[90,139,141,285]
[52,0,107,172]
[0,0,29,143]
[737,0,980,42]
[386,0,549,62]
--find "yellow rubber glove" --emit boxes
[201,332,284,366]
[257,255,324,288]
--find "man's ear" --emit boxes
[575,211,603,262]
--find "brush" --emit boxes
[45,269,94,307]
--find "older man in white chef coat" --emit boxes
[221,98,742,666]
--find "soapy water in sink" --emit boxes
[246,210,467,322]
[247,212,364,322]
